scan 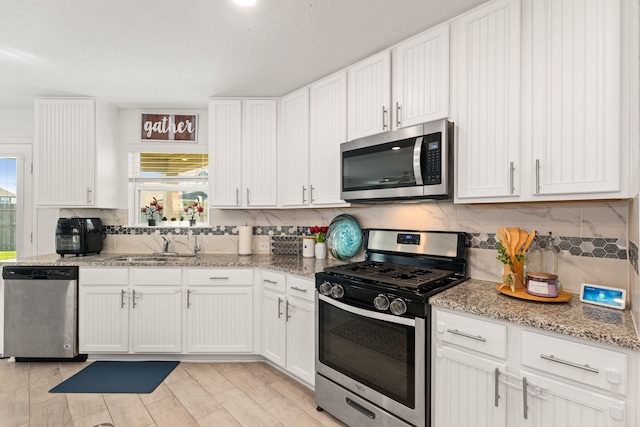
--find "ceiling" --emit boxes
[0,0,486,109]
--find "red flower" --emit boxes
[310,225,328,243]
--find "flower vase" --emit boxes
[148,219,156,226]
[189,219,196,226]
[315,242,328,259]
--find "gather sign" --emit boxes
[141,113,197,142]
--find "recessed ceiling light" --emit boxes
[233,0,257,6]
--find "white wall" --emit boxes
[0,108,33,138]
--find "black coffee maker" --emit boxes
[55,218,104,256]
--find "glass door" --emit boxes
[0,144,33,260]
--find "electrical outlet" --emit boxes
[258,242,270,251]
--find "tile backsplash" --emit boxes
[60,199,633,296]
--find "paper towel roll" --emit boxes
[238,226,252,255]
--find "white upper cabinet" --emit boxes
[347,51,391,141]
[279,88,311,207]
[209,99,242,207]
[455,0,631,203]
[392,25,450,130]
[34,98,119,207]
[523,0,622,198]
[454,0,522,201]
[242,100,278,206]
[209,99,277,208]
[347,26,451,141]
[309,72,349,206]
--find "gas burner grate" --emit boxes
[324,261,455,290]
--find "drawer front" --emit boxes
[521,331,628,394]
[261,270,286,293]
[80,267,129,285]
[436,310,507,358]
[132,268,182,286]
[287,275,314,302]
[186,268,253,286]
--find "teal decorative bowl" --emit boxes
[326,214,363,260]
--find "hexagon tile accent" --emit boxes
[468,233,628,260]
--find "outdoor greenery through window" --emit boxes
[129,152,209,225]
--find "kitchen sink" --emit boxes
[109,254,197,264]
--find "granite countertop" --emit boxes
[1,253,347,278]
[429,279,640,352]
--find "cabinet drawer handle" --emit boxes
[446,328,487,342]
[263,279,278,285]
[290,286,307,293]
[540,354,600,373]
[209,276,230,280]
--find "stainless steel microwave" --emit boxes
[341,119,453,203]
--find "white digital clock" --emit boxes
[579,283,626,310]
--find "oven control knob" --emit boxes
[374,294,390,311]
[319,281,333,296]
[330,284,345,299]
[390,298,407,315]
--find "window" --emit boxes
[129,152,209,225]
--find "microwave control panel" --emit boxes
[423,132,442,185]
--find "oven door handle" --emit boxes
[318,294,416,327]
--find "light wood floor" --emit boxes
[0,359,347,427]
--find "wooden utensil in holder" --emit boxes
[497,227,536,291]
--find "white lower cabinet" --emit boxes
[261,271,315,385]
[519,371,625,427]
[79,267,182,353]
[435,345,507,427]
[433,307,637,427]
[79,284,130,353]
[130,286,182,353]
[80,266,254,355]
[185,268,254,353]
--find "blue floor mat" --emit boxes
[49,361,179,394]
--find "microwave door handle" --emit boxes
[413,136,424,185]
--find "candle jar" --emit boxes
[526,272,559,297]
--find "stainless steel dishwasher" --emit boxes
[3,265,81,359]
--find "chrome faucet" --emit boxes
[161,236,171,253]
[190,228,201,256]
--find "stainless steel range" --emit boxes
[315,229,468,427]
